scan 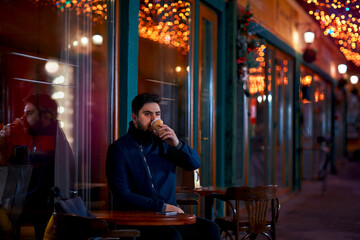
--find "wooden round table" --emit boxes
[93,211,196,226]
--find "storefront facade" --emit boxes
[0,0,349,215]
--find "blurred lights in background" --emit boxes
[300,75,312,104]
[58,106,65,114]
[81,37,89,45]
[338,63,347,74]
[304,29,315,44]
[350,75,359,84]
[305,0,360,66]
[66,34,103,49]
[52,91,65,99]
[175,66,182,72]
[257,95,273,103]
[248,45,267,95]
[92,34,103,45]
[45,61,60,73]
[53,76,65,84]
[139,0,191,54]
[301,75,313,86]
[257,95,262,103]
[32,0,107,23]
[46,61,75,151]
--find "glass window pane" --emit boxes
[274,51,293,188]
[0,1,113,232]
[138,0,193,187]
[199,15,216,187]
[247,44,268,186]
[138,0,193,144]
[300,66,332,179]
[246,44,294,187]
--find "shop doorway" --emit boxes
[197,3,217,187]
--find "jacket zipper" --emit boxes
[139,145,157,198]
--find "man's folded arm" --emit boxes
[166,139,200,170]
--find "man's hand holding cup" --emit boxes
[150,118,179,147]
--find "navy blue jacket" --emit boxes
[106,122,200,212]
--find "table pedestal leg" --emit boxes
[204,196,214,220]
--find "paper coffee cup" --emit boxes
[150,118,164,135]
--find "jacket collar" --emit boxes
[128,121,153,145]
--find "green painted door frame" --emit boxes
[118,0,140,136]
[202,0,227,188]
[117,0,227,188]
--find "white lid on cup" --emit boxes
[151,118,162,126]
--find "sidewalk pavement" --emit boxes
[276,159,360,240]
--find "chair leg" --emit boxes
[221,230,234,240]
[249,234,257,240]
[261,232,271,240]
[242,233,272,240]
[271,225,276,239]
[242,233,252,240]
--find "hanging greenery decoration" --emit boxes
[236,3,263,86]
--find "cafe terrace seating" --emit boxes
[214,185,280,240]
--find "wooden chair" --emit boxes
[214,185,280,240]
[53,212,140,240]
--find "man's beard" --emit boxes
[135,119,149,132]
[28,120,56,135]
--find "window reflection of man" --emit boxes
[1,94,71,240]
[1,94,59,156]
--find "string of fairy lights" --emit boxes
[304,0,360,66]
[31,0,107,23]
[139,0,191,54]
[31,0,191,54]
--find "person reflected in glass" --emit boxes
[106,93,220,240]
[0,93,72,240]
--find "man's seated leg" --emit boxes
[174,217,221,240]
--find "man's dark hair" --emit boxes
[23,93,58,120]
[132,93,161,116]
